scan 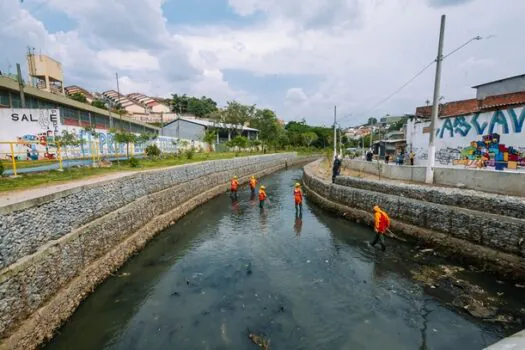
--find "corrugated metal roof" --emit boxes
[472,73,525,88]
[167,117,259,132]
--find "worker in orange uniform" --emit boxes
[294,183,303,216]
[371,205,390,251]
[230,176,239,200]
[249,175,257,195]
[258,185,267,209]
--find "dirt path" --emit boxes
[0,171,137,208]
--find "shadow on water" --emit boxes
[44,167,525,350]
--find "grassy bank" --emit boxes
[0,150,320,193]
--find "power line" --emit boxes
[338,35,483,126]
[338,59,435,125]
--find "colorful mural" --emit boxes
[0,109,191,161]
[459,133,525,170]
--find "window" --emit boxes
[0,90,10,107]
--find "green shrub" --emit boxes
[185,147,195,160]
[145,144,161,158]
[128,157,140,168]
[0,162,4,176]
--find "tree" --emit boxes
[367,117,378,126]
[387,117,408,132]
[202,129,217,152]
[55,130,84,169]
[217,101,256,131]
[226,135,248,152]
[250,109,281,147]
[111,129,137,159]
[171,94,218,117]
[91,100,107,110]
[70,92,87,103]
[301,131,318,147]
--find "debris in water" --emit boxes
[516,284,525,288]
[221,321,230,344]
[420,248,434,253]
[171,291,180,297]
[306,260,311,264]
[118,272,131,277]
[248,333,270,349]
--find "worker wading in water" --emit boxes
[230,176,239,200]
[294,183,303,216]
[258,185,267,209]
[371,205,390,251]
[249,176,257,195]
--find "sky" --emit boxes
[1,0,524,126]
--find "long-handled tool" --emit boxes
[387,228,407,242]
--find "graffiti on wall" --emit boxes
[406,106,525,167]
[437,107,525,139]
[1,109,201,160]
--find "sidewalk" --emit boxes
[0,171,136,208]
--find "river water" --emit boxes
[44,167,524,350]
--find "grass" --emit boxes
[1,158,59,170]
[0,151,277,193]
[0,149,322,193]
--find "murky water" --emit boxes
[44,168,524,350]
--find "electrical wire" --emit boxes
[339,35,482,126]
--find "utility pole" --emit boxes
[426,14,446,184]
[338,126,342,157]
[160,112,164,136]
[116,72,122,121]
[16,63,26,108]
[333,105,337,159]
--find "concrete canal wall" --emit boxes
[342,159,525,197]
[0,153,317,350]
[303,159,525,280]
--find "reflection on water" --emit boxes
[44,168,524,350]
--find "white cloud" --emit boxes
[97,50,160,71]
[2,0,525,126]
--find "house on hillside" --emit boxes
[162,117,259,144]
[65,85,96,103]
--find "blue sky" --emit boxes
[1,0,524,126]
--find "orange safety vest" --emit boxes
[374,210,391,234]
[259,190,267,201]
[231,179,239,191]
[294,188,303,204]
[249,178,257,189]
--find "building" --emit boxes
[407,74,525,168]
[0,75,157,134]
[127,93,170,114]
[26,54,64,94]
[473,74,525,100]
[379,115,406,127]
[65,85,96,103]
[162,117,259,143]
[102,90,145,115]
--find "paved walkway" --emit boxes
[0,171,136,208]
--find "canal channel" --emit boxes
[43,167,525,350]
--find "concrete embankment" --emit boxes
[342,158,525,197]
[0,153,317,350]
[303,159,525,280]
